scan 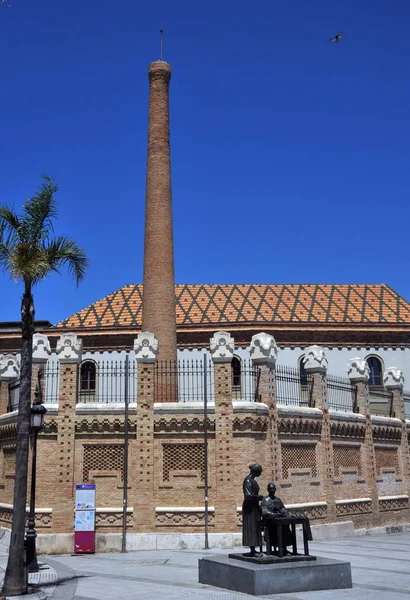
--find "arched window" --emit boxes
[231,356,242,389]
[80,360,96,401]
[366,356,383,387]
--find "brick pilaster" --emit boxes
[304,346,335,521]
[134,362,156,532]
[209,330,237,533]
[363,410,381,524]
[213,362,236,530]
[347,357,380,521]
[53,362,78,532]
[52,334,82,534]
[249,333,279,485]
[354,380,368,415]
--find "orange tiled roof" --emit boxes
[54,284,410,329]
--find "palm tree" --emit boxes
[0,176,88,596]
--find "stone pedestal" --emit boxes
[198,554,352,595]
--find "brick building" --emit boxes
[0,283,409,552]
[0,56,409,552]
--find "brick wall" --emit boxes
[0,351,409,540]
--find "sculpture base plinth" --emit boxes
[228,552,316,564]
[198,555,352,596]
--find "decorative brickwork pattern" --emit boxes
[156,510,214,527]
[76,418,136,436]
[154,417,215,434]
[282,444,317,479]
[96,510,133,527]
[291,504,328,520]
[232,416,268,433]
[279,418,322,437]
[56,284,410,329]
[36,512,52,528]
[333,446,363,478]
[0,504,12,525]
[375,447,400,476]
[83,444,124,482]
[336,500,372,517]
[162,443,205,482]
[373,425,401,443]
[379,496,409,511]
[0,423,17,448]
[331,422,365,440]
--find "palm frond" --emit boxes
[44,236,89,286]
[0,176,89,289]
[0,206,22,238]
[0,242,12,272]
[21,175,58,244]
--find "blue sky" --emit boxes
[0,0,409,325]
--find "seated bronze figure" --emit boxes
[261,482,313,557]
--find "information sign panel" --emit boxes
[74,484,96,554]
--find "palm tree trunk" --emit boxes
[1,287,34,596]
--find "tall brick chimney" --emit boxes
[142,60,177,365]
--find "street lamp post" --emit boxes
[25,377,47,573]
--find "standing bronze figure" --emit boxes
[242,463,263,556]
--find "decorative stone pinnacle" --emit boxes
[56,333,83,363]
[303,345,328,373]
[347,357,370,382]
[134,331,159,363]
[210,331,234,363]
[384,366,404,390]
[249,332,278,366]
[32,333,51,363]
[0,354,20,380]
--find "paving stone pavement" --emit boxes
[39,532,410,600]
[0,552,57,599]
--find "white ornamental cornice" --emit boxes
[134,332,159,363]
[0,354,20,381]
[32,333,51,363]
[210,331,234,363]
[303,345,328,373]
[384,366,404,390]
[249,332,278,366]
[347,357,370,382]
[56,333,82,363]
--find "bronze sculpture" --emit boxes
[261,482,294,555]
[261,482,313,556]
[242,463,263,556]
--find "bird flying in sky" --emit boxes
[330,32,343,43]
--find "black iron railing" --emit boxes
[232,360,261,402]
[154,359,260,403]
[41,362,60,404]
[78,358,137,404]
[327,374,357,412]
[154,359,215,403]
[275,365,313,407]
